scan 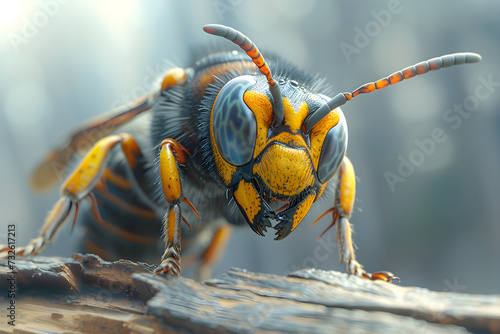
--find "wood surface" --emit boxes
[0,254,499,333]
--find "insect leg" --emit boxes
[327,156,362,275]
[196,223,232,281]
[156,139,200,276]
[31,67,187,193]
[0,133,144,259]
[335,157,399,282]
[0,197,73,258]
[313,157,399,282]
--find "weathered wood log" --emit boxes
[0,254,499,333]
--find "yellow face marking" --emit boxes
[292,193,316,231]
[253,144,315,197]
[267,132,308,149]
[309,110,340,170]
[233,179,261,224]
[214,88,341,208]
[243,91,273,159]
[244,92,322,198]
[244,92,311,157]
[281,97,309,134]
[316,182,329,202]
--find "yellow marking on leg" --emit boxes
[156,139,198,276]
[31,96,153,193]
[62,134,140,199]
[121,133,141,169]
[339,157,356,217]
[159,143,182,203]
[166,207,177,244]
[57,133,157,220]
[157,204,182,276]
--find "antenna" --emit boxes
[303,52,482,133]
[203,24,285,126]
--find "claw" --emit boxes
[313,209,340,240]
[181,216,193,230]
[182,197,201,219]
[155,257,181,276]
[0,247,12,260]
[363,270,400,283]
[160,139,191,163]
[0,236,45,259]
[88,192,103,223]
[311,207,336,227]
[70,202,79,232]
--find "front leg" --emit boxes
[314,157,399,283]
[156,139,200,276]
[335,157,364,276]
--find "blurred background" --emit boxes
[0,0,499,294]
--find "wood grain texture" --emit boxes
[1,254,499,333]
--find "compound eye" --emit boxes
[317,111,348,183]
[212,75,257,166]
